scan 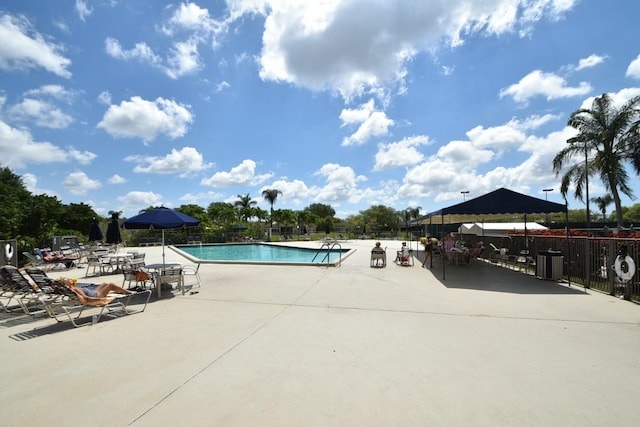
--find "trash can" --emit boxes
[536,250,563,280]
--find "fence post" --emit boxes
[584,238,591,289]
[607,239,616,295]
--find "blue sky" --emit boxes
[2,0,640,219]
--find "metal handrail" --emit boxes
[312,241,342,266]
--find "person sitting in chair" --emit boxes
[395,242,411,264]
[371,241,386,267]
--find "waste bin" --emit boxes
[536,250,563,280]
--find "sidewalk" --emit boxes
[1,240,639,426]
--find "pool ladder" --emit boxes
[312,241,342,266]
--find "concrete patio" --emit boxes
[1,239,639,426]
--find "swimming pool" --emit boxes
[173,243,352,266]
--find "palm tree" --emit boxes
[234,193,257,222]
[553,93,640,227]
[591,194,614,225]
[262,188,282,240]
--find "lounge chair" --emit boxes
[0,266,59,315]
[23,268,152,327]
[22,251,68,271]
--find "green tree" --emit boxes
[360,205,400,235]
[262,188,282,240]
[305,203,335,219]
[0,166,30,239]
[207,202,237,228]
[59,203,100,236]
[234,193,257,222]
[553,93,640,226]
[590,194,614,224]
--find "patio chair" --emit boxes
[121,259,153,290]
[395,247,414,266]
[181,264,201,290]
[24,268,152,327]
[157,266,183,294]
[370,249,386,268]
[85,253,112,277]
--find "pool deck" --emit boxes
[2,239,640,426]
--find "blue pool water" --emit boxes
[175,243,349,264]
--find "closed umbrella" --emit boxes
[89,217,103,242]
[105,213,122,245]
[122,207,200,265]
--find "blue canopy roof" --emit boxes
[412,188,567,224]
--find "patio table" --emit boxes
[145,263,183,299]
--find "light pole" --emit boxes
[461,191,469,201]
[543,188,553,228]
[584,147,590,229]
[567,138,591,229]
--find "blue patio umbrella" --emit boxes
[105,213,122,245]
[89,217,103,242]
[122,207,200,265]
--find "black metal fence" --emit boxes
[477,234,640,303]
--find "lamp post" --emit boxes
[567,139,591,229]
[543,188,553,228]
[584,147,590,229]
[461,191,469,201]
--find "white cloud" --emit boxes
[75,0,93,22]
[254,0,577,100]
[6,84,77,128]
[97,96,193,143]
[97,91,112,105]
[575,54,606,70]
[108,174,126,184]
[396,114,576,204]
[22,172,57,197]
[374,135,430,171]
[165,38,201,78]
[62,171,102,195]
[105,37,161,65]
[340,99,394,146]
[179,191,225,204]
[259,178,316,205]
[499,70,592,103]
[0,119,96,168]
[118,191,164,207]
[200,159,273,187]
[126,147,213,177]
[7,98,73,129]
[626,53,640,80]
[0,14,72,77]
[314,163,367,203]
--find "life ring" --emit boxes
[5,243,14,261]
[614,255,636,282]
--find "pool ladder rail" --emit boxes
[312,241,342,266]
